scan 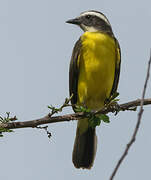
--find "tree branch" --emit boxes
[0,98,151,130]
[109,51,151,180]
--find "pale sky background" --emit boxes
[0,0,151,180]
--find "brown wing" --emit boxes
[110,38,121,97]
[69,38,82,109]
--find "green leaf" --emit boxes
[98,114,110,123]
[0,128,13,137]
[74,105,91,113]
[89,116,101,128]
[112,99,120,102]
[74,106,110,128]
[112,92,119,99]
[108,92,120,103]
[5,129,13,133]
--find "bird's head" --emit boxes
[66,10,113,34]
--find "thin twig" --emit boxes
[48,95,73,117]
[109,51,151,180]
[36,126,52,138]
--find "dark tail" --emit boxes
[72,124,97,169]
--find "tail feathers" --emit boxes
[72,126,97,169]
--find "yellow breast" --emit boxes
[77,32,116,110]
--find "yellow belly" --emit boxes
[77,32,116,110]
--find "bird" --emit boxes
[66,10,121,169]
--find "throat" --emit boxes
[81,25,98,32]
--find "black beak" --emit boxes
[66,18,81,25]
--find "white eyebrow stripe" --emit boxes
[80,11,110,25]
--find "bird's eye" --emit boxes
[86,15,91,19]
